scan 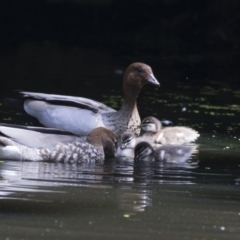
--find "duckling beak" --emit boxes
[147,74,160,87]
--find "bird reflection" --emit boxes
[116,186,153,216]
[19,160,115,184]
[0,144,198,186]
[0,145,198,213]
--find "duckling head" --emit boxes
[134,141,154,161]
[120,132,136,150]
[141,116,162,133]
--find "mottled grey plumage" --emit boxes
[0,126,117,162]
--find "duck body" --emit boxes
[0,123,85,150]
[22,95,113,136]
[134,141,196,162]
[0,125,117,162]
[116,147,135,159]
[23,96,141,138]
[141,116,199,145]
[9,63,159,138]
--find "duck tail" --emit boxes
[0,136,22,160]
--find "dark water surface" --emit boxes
[0,43,240,239]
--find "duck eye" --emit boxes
[136,67,143,73]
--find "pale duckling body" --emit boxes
[141,116,199,145]
[134,142,196,162]
[0,125,117,162]
[7,63,159,138]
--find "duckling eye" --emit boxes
[124,136,133,144]
[136,67,143,73]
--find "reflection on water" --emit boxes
[0,144,194,215]
[0,43,240,239]
[0,118,240,240]
[0,152,240,239]
[117,187,153,214]
[0,153,198,188]
[0,139,238,200]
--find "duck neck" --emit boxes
[121,99,138,113]
[121,84,141,112]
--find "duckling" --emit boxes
[134,141,196,162]
[6,63,160,138]
[116,132,136,158]
[0,125,117,162]
[141,116,199,145]
[116,132,152,158]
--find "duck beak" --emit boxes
[147,74,160,87]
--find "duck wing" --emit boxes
[0,123,84,150]
[15,91,117,135]
[20,91,116,113]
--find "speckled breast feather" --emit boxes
[42,141,104,163]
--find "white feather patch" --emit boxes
[156,132,163,142]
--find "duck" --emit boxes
[141,116,199,145]
[134,141,196,162]
[0,124,117,162]
[116,132,136,158]
[6,63,160,138]
[116,131,150,159]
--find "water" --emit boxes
[0,42,240,239]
